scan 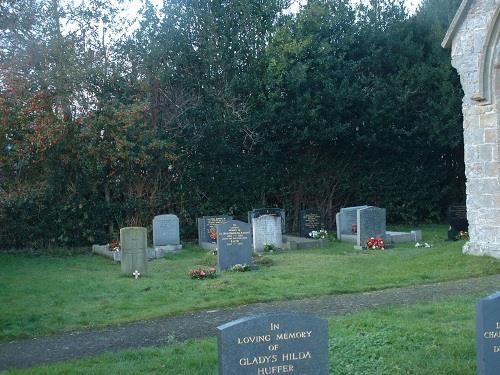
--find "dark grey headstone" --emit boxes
[477,292,500,375]
[153,214,180,246]
[217,220,252,271]
[299,209,322,237]
[249,208,286,233]
[356,206,386,247]
[199,216,233,244]
[218,312,329,375]
[447,205,468,232]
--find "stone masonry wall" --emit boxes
[449,0,500,257]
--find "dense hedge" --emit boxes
[0,0,464,249]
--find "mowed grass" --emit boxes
[3,295,478,375]
[1,225,499,340]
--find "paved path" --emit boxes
[1,274,500,371]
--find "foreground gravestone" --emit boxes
[120,227,148,275]
[252,214,282,252]
[476,292,500,374]
[217,220,252,270]
[356,206,386,248]
[153,214,182,252]
[198,215,233,249]
[299,209,322,237]
[249,208,286,233]
[447,205,468,240]
[218,311,328,375]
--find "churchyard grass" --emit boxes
[3,294,477,375]
[1,225,499,340]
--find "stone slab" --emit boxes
[120,227,148,275]
[198,216,233,244]
[218,312,329,375]
[217,220,253,271]
[282,235,327,250]
[299,209,322,237]
[338,206,368,235]
[249,208,286,234]
[153,214,180,246]
[356,206,386,247]
[252,214,283,252]
[476,292,500,375]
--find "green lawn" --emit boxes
[3,295,478,375]
[1,225,498,340]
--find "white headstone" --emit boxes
[252,214,282,252]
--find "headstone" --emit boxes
[198,215,233,244]
[153,214,182,252]
[335,212,341,240]
[356,206,386,248]
[249,208,286,233]
[218,312,329,375]
[447,205,468,240]
[476,292,500,375]
[217,220,252,271]
[299,209,322,237]
[120,227,148,275]
[339,206,368,235]
[252,214,282,252]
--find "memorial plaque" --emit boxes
[120,227,148,275]
[356,206,386,247]
[217,220,252,270]
[153,214,180,246]
[199,215,233,244]
[299,209,322,237]
[252,214,282,252]
[249,208,286,234]
[477,292,500,375]
[218,312,329,375]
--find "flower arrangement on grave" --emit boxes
[109,239,120,252]
[459,230,469,240]
[230,264,251,272]
[415,242,432,248]
[309,229,328,239]
[263,243,276,253]
[209,228,217,242]
[189,267,217,280]
[366,237,385,250]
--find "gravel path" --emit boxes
[1,274,499,371]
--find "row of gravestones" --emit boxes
[198,209,323,248]
[336,204,469,247]
[118,209,323,276]
[119,214,182,276]
[217,291,500,374]
[198,209,324,272]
